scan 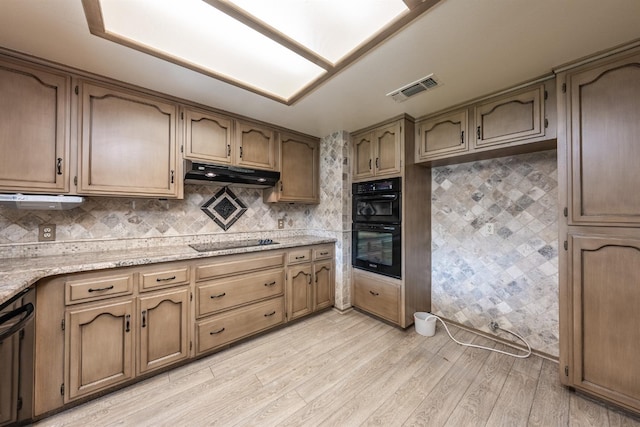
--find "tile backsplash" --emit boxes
[0,131,352,309]
[431,149,559,356]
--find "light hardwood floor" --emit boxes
[33,309,640,427]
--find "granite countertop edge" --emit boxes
[0,236,337,305]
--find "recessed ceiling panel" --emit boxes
[228,0,409,64]
[99,0,326,100]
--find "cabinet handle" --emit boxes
[280,182,283,192]
[209,327,225,335]
[170,170,175,184]
[264,281,276,287]
[264,311,276,317]
[239,146,243,158]
[375,157,379,168]
[141,310,147,328]
[210,292,226,299]
[56,158,62,175]
[320,251,329,256]
[477,126,481,139]
[227,144,231,157]
[295,256,306,260]
[460,131,465,145]
[369,290,380,296]
[88,285,114,293]
[125,314,131,332]
[156,276,176,282]
[368,159,372,170]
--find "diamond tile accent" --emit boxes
[201,187,247,231]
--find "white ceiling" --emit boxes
[1,0,639,138]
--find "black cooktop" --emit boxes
[189,239,279,252]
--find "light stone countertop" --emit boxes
[0,235,336,304]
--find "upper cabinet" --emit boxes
[415,108,468,161]
[415,79,556,165]
[235,120,278,171]
[78,81,181,198]
[183,107,233,165]
[183,108,278,172]
[352,120,402,182]
[0,58,70,193]
[564,50,640,225]
[264,132,320,204]
[474,84,545,149]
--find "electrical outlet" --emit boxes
[486,223,495,235]
[277,218,284,229]
[39,224,56,242]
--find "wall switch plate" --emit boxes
[39,224,56,241]
[278,219,285,229]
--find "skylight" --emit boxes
[82,0,439,104]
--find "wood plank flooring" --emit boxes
[32,309,640,427]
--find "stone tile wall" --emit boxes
[431,149,559,356]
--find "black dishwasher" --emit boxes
[0,287,35,426]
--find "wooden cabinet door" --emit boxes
[416,109,469,161]
[313,260,334,311]
[569,234,640,412]
[0,59,70,193]
[235,121,277,171]
[0,335,17,426]
[138,288,189,375]
[183,107,233,165]
[66,300,134,401]
[352,269,400,324]
[374,122,402,177]
[79,81,179,197]
[267,133,319,203]
[474,85,544,148]
[352,131,374,181]
[566,51,640,225]
[287,265,313,320]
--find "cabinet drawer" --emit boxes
[195,252,284,281]
[196,297,284,354]
[139,266,190,291]
[288,248,311,264]
[353,272,400,323]
[196,269,284,317]
[65,274,134,305]
[313,245,334,261]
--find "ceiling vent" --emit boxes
[387,74,442,102]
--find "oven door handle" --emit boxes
[355,194,398,201]
[0,302,34,342]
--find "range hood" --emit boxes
[184,161,280,189]
[0,194,84,210]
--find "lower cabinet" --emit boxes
[565,233,640,412]
[314,260,335,311]
[196,297,284,354]
[352,269,400,324]
[138,288,190,375]
[33,243,335,417]
[287,264,313,320]
[66,300,135,401]
[0,334,17,426]
[286,245,335,321]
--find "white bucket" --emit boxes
[414,312,437,337]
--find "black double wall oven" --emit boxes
[352,177,402,279]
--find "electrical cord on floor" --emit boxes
[429,314,532,359]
